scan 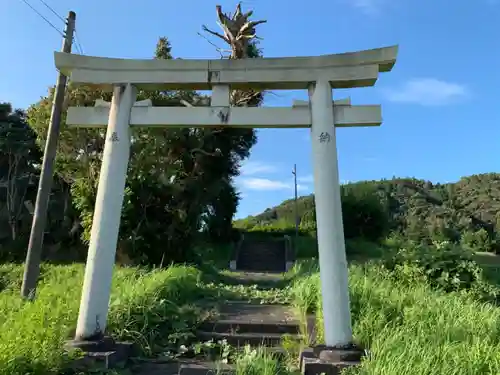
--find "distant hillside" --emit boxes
[234,173,500,250]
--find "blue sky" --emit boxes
[2,0,500,219]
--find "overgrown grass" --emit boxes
[202,281,291,304]
[233,345,289,375]
[0,263,206,375]
[6,237,499,375]
[291,262,500,374]
[293,237,385,263]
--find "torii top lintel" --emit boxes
[54,45,398,91]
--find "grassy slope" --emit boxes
[290,261,500,375]
[3,246,500,374]
[0,263,205,375]
[0,262,289,375]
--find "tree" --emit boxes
[235,174,500,251]
[0,104,40,248]
[26,4,267,265]
[199,3,266,243]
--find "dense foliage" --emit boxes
[235,176,500,253]
[0,6,265,264]
[0,104,42,259]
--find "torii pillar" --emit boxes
[310,80,353,346]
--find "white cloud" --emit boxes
[241,178,289,191]
[239,178,308,192]
[298,175,314,183]
[350,0,383,14]
[298,184,309,192]
[383,78,468,106]
[240,161,277,176]
[297,175,356,184]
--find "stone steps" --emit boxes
[236,259,285,272]
[177,345,292,375]
[198,319,300,335]
[236,240,287,272]
[178,360,234,375]
[190,302,300,373]
[196,330,285,347]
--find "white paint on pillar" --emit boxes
[75,84,137,341]
[309,79,353,347]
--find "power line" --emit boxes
[38,0,85,55]
[74,30,84,54]
[18,0,64,37]
[37,0,65,24]
[18,0,85,55]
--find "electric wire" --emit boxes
[37,0,65,23]
[74,31,85,54]
[18,0,86,55]
[18,0,64,37]
[35,0,85,54]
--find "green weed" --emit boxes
[291,263,500,375]
[0,264,204,375]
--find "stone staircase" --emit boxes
[178,302,301,375]
[231,236,294,273]
[73,274,363,375]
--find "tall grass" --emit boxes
[0,263,203,375]
[233,345,287,375]
[291,262,500,375]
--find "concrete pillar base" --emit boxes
[299,344,365,375]
[229,260,237,271]
[64,336,136,371]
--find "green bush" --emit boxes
[341,183,389,241]
[234,183,389,243]
[461,228,495,253]
[238,227,313,238]
[294,236,318,259]
[384,240,483,292]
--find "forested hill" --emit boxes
[235,174,500,251]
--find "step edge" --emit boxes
[196,331,284,338]
[201,319,300,326]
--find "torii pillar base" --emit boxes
[299,344,365,375]
[64,337,136,371]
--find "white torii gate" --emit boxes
[54,45,398,347]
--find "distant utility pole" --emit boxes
[21,11,76,300]
[292,164,299,243]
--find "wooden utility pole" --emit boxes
[21,11,76,299]
[292,164,299,244]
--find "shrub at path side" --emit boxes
[292,264,500,375]
[0,264,202,375]
[383,240,484,292]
